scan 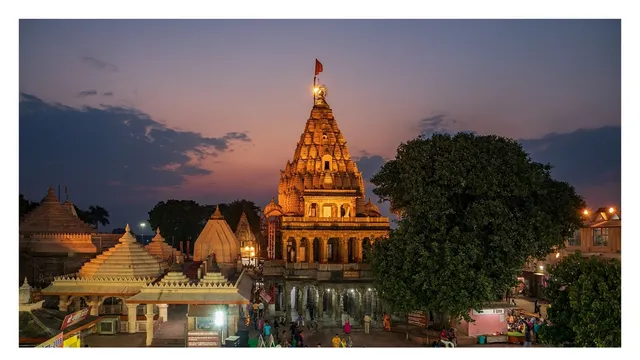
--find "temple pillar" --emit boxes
[89,296,100,316]
[281,237,288,263]
[58,295,69,313]
[307,239,314,263]
[284,283,292,322]
[356,238,363,263]
[294,238,300,263]
[302,286,309,319]
[321,238,328,263]
[158,304,168,322]
[340,238,349,263]
[127,303,138,333]
[145,304,154,346]
[316,286,323,319]
[358,288,365,321]
[74,297,81,311]
[228,305,239,335]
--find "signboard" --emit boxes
[36,332,63,348]
[408,310,427,327]
[187,330,220,347]
[63,335,80,348]
[343,271,360,279]
[61,307,92,330]
[259,290,271,303]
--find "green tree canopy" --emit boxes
[369,133,585,322]
[19,194,39,217]
[539,252,621,347]
[148,199,263,249]
[73,204,111,231]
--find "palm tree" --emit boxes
[88,205,110,232]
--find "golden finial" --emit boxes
[125,224,131,233]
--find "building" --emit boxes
[193,206,240,265]
[520,206,622,298]
[236,212,258,266]
[261,82,390,326]
[19,186,121,286]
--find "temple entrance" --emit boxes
[67,296,88,313]
[312,238,321,263]
[327,238,340,262]
[286,238,296,262]
[299,238,309,262]
[362,238,372,263]
[348,237,358,262]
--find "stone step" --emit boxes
[150,338,185,347]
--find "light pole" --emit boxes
[139,223,146,243]
[214,310,225,347]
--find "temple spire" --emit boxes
[211,205,224,219]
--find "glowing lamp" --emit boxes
[313,87,320,94]
[582,209,589,216]
[250,251,255,257]
[555,253,560,259]
[245,246,249,251]
[250,246,254,251]
[609,207,615,214]
[140,223,146,227]
[539,265,544,270]
[214,311,224,327]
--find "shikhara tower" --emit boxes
[263,83,390,264]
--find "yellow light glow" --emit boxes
[250,251,255,257]
[250,246,254,251]
[539,265,544,270]
[583,209,589,215]
[313,87,319,94]
[245,246,249,251]
[609,207,615,213]
[555,253,560,259]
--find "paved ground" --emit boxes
[306,328,421,347]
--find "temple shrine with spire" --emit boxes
[261,73,390,327]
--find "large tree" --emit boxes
[369,133,585,323]
[539,252,621,347]
[148,200,207,245]
[73,204,110,231]
[19,194,39,217]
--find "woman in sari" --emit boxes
[383,313,391,331]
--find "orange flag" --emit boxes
[315,59,323,76]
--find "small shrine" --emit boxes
[19,186,97,254]
[145,227,184,265]
[235,212,258,266]
[193,205,240,264]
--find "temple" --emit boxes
[19,186,121,286]
[236,212,258,265]
[193,205,240,265]
[262,82,390,327]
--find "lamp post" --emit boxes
[139,222,146,243]
[214,310,225,347]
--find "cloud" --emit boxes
[519,126,620,207]
[417,113,475,138]
[102,92,114,97]
[77,90,98,98]
[81,57,118,72]
[19,92,251,196]
[355,154,388,182]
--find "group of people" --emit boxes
[245,299,266,331]
[507,310,544,347]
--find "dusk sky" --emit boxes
[19,19,621,232]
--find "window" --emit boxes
[567,230,581,246]
[593,228,609,247]
[324,161,330,170]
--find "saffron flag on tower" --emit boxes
[315,59,323,75]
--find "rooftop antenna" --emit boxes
[65,185,69,202]
[58,185,61,202]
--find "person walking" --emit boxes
[258,301,265,318]
[343,319,351,335]
[363,313,371,335]
[264,320,271,339]
[533,299,540,315]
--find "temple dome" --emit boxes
[145,227,180,263]
[160,262,189,284]
[364,198,382,217]
[264,197,284,217]
[192,206,240,263]
[20,186,95,235]
[78,224,166,278]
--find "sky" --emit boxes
[18,19,621,232]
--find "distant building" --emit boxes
[520,206,621,298]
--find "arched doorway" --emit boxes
[312,238,321,263]
[299,238,309,262]
[327,238,340,262]
[101,296,124,315]
[67,296,88,313]
[362,238,372,263]
[286,238,296,262]
[348,237,358,262]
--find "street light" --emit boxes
[214,311,224,327]
[609,207,615,214]
[139,223,146,243]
